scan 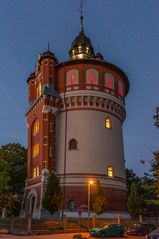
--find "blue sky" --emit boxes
[0,0,159,176]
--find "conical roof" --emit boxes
[39,45,58,63]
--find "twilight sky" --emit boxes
[0,0,159,176]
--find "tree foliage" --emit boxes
[126,163,159,214]
[92,180,107,215]
[127,183,143,217]
[0,143,27,216]
[151,152,159,179]
[140,152,159,212]
[43,173,62,215]
[0,159,10,194]
[92,195,107,215]
[126,168,140,195]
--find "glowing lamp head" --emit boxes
[89,180,93,185]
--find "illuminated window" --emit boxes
[70,74,75,86]
[32,143,39,157]
[86,69,99,85]
[105,73,114,90]
[36,82,41,97]
[107,166,114,177]
[78,46,82,52]
[105,117,112,129]
[69,139,77,150]
[66,70,79,86]
[86,47,89,53]
[90,73,95,85]
[118,80,124,97]
[36,166,39,177]
[33,168,36,178]
[32,119,40,136]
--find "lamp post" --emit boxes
[88,180,93,228]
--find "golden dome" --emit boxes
[69,16,95,60]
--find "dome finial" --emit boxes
[80,0,84,32]
[69,0,95,60]
[48,42,50,51]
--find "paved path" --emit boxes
[0,233,145,239]
[0,233,87,239]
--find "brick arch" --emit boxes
[86,68,99,85]
[66,69,79,86]
[26,188,38,216]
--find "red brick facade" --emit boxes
[63,186,127,212]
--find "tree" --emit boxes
[0,158,10,194]
[126,168,140,195]
[0,158,11,214]
[43,173,62,215]
[127,183,143,217]
[92,180,107,215]
[140,176,159,213]
[150,152,159,179]
[0,143,27,216]
[140,152,159,213]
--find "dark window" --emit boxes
[69,139,77,150]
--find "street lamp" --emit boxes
[88,180,93,228]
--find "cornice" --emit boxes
[59,95,126,122]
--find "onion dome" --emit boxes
[95,51,104,60]
[69,16,95,60]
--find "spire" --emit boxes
[69,0,95,60]
[48,42,50,52]
[80,0,84,32]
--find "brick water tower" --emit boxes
[21,15,129,219]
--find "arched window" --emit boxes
[68,200,75,211]
[69,139,77,150]
[36,166,39,177]
[32,143,39,158]
[118,80,124,97]
[32,119,40,136]
[33,168,37,178]
[66,70,79,86]
[36,82,41,97]
[105,73,114,90]
[107,166,114,177]
[86,69,99,85]
[105,117,112,129]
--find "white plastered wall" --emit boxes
[56,108,126,189]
